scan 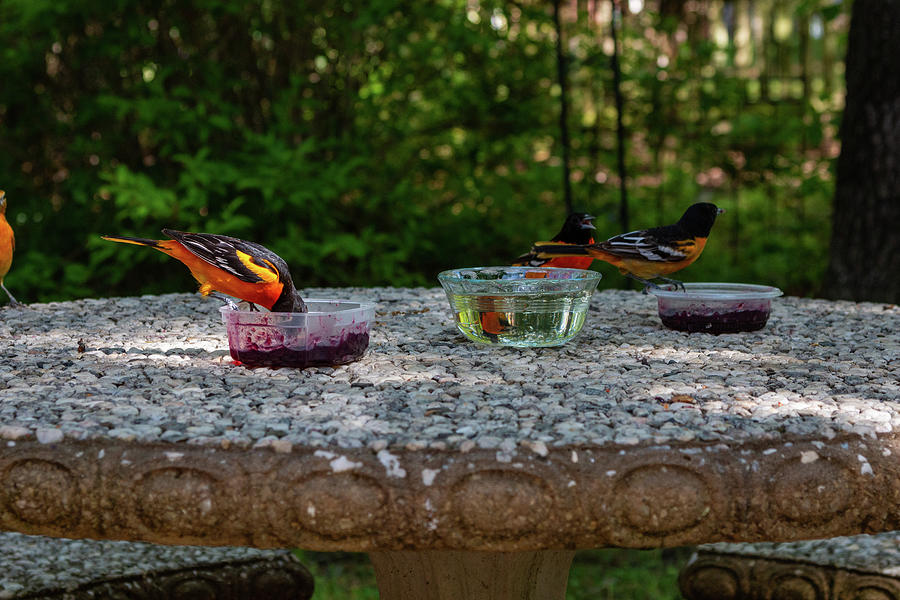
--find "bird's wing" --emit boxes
[600,225,696,263]
[162,230,281,284]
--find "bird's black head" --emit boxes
[268,257,308,313]
[271,280,307,313]
[677,203,724,238]
[552,211,596,244]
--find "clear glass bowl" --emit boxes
[437,267,601,347]
[648,282,783,333]
[220,300,375,367]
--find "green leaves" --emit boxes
[101,166,179,223]
[0,0,848,302]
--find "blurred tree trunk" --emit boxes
[822,0,900,303]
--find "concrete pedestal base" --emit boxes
[369,550,575,600]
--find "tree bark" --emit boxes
[822,0,900,303]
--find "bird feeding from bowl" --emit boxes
[102,229,307,312]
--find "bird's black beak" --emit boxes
[717,207,726,215]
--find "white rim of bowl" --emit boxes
[648,282,783,300]
[219,299,376,316]
[438,266,601,281]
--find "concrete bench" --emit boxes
[0,532,314,599]
[679,532,900,600]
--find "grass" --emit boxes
[294,547,692,599]
[567,548,691,600]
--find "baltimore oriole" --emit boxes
[528,202,724,291]
[478,212,598,338]
[513,211,597,269]
[102,229,307,312]
[0,191,20,306]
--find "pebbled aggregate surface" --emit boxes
[702,532,900,576]
[0,531,295,598]
[0,288,897,452]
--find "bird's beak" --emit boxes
[717,208,726,215]
[0,191,6,212]
[582,215,597,229]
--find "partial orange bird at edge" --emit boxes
[0,191,21,306]
[102,229,307,312]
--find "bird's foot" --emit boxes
[209,292,239,310]
[624,273,658,294]
[655,276,686,292]
[1,283,20,307]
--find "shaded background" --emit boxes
[0,0,853,302]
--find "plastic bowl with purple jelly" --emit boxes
[648,282,783,334]
[220,300,375,368]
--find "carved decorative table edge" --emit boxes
[679,542,900,600]
[3,434,900,551]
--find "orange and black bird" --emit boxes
[527,202,724,291]
[0,191,20,306]
[513,211,597,269]
[478,212,598,338]
[102,229,307,312]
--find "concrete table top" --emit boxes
[1,287,898,598]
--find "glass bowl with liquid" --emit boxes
[437,267,601,347]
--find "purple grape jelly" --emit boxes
[229,330,370,368]
[658,307,770,333]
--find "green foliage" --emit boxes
[293,551,380,600]
[567,548,689,600]
[0,0,848,302]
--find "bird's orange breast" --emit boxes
[0,215,14,279]
[541,256,595,270]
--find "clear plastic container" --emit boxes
[648,282,783,333]
[437,266,601,347]
[220,300,375,367]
